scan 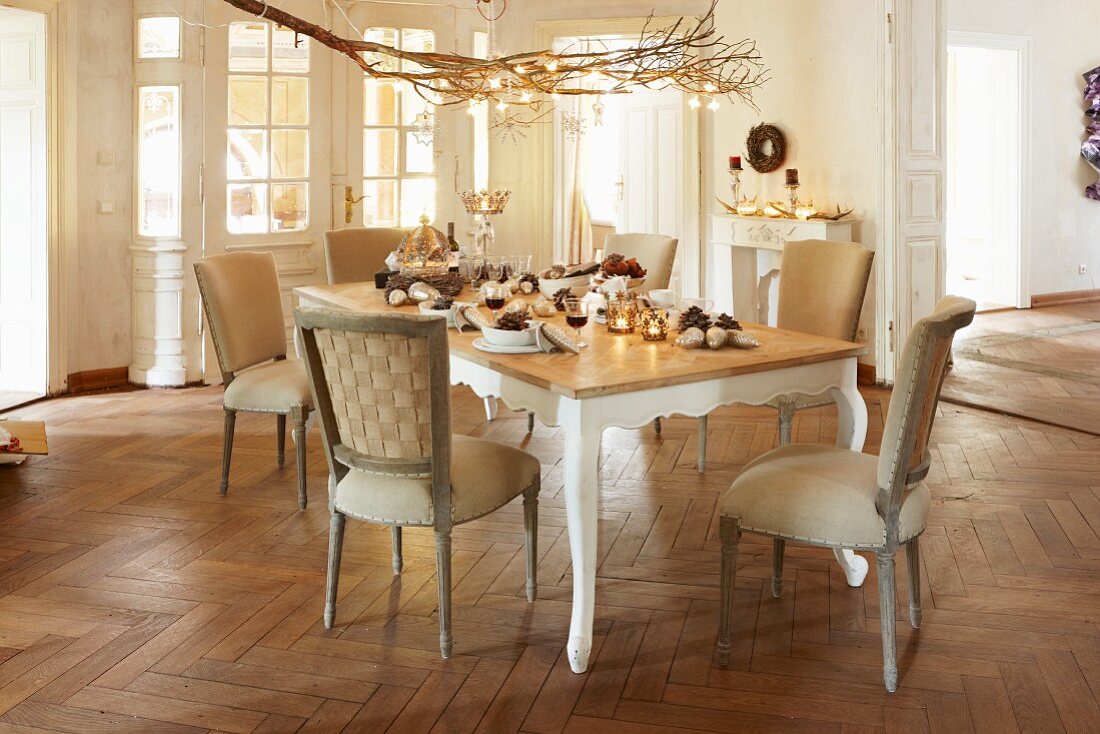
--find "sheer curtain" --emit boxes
[562,96,594,265]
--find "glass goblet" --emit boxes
[482,281,509,325]
[564,298,590,348]
[486,257,504,283]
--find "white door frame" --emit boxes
[945,30,1031,309]
[2,0,73,395]
[537,17,702,296]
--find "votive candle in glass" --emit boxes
[641,308,669,341]
[606,293,638,334]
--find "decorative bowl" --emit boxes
[538,274,590,299]
[418,301,458,326]
[482,322,540,347]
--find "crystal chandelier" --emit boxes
[217,0,768,131]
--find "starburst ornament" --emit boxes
[411,109,440,146]
[561,109,585,142]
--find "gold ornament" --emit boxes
[387,289,409,307]
[675,327,705,349]
[706,326,728,349]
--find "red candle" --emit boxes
[785,168,799,186]
[729,156,742,171]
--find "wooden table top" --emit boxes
[295,283,867,400]
[0,421,48,455]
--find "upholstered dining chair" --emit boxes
[695,239,874,469]
[605,232,679,291]
[323,227,407,284]
[295,307,541,659]
[715,296,976,691]
[194,252,313,509]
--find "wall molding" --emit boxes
[68,366,129,394]
[1031,289,1100,308]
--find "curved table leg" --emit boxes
[561,400,599,674]
[830,359,870,588]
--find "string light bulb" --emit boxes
[707,97,720,111]
[688,96,702,109]
[495,99,508,112]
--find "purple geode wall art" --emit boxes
[1085,65,1100,201]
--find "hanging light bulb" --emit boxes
[520,91,533,103]
[688,96,702,109]
[704,82,717,93]
[707,97,720,111]
[468,99,480,116]
[496,99,508,112]
[489,77,502,90]
[515,65,526,75]
[546,60,559,72]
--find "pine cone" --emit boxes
[495,310,529,331]
[520,273,540,286]
[678,306,712,332]
[553,288,573,311]
[601,253,630,277]
[384,276,405,302]
[715,313,741,331]
[432,296,454,311]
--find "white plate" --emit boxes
[472,337,541,354]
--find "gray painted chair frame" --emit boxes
[715,296,976,691]
[194,255,310,510]
[296,308,540,659]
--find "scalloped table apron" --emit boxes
[295,283,870,674]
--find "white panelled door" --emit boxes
[0,8,47,395]
[616,86,697,297]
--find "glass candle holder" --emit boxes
[606,293,638,334]
[640,308,669,341]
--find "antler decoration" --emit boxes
[217,0,768,118]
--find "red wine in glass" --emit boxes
[566,314,589,329]
[485,296,506,311]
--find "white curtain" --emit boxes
[562,97,594,265]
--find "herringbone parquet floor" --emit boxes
[1,383,1100,733]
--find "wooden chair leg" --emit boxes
[716,516,740,666]
[527,412,535,433]
[276,414,286,468]
[220,409,236,496]
[876,551,898,692]
[292,406,308,510]
[697,415,708,473]
[523,480,539,602]
[391,526,403,575]
[771,538,785,597]
[777,400,795,446]
[906,537,922,628]
[653,417,662,435]
[435,529,453,658]
[324,511,345,629]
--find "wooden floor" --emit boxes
[942,302,1100,434]
[1,384,1100,733]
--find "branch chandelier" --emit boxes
[218,0,769,127]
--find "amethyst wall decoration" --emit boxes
[1085,65,1100,201]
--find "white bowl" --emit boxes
[418,301,458,326]
[482,322,540,347]
[538,274,590,299]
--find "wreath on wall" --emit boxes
[745,123,787,173]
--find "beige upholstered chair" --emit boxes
[323,227,407,284]
[194,252,313,509]
[696,239,874,469]
[605,232,679,290]
[296,308,541,659]
[715,296,976,691]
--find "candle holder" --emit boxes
[641,308,669,341]
[784,168,800,210]
[736,195,760,216]
[728,168,742,205]
[606,292,638,334]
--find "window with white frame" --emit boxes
[137,85,181,237]
[362,27,437,227]
[226,22,310,234]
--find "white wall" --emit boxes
[948,0,1100,298]
[68,0,134,373]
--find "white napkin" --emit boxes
[455,306,579,354]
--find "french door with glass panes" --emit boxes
[333,2,477,234]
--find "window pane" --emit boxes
[400,178,435,227]
[229,22,268,72]
[138,86,180,237]
[271,77,308,125]
[228,76,267,125]
[227,129,267,180]
[227,183,268,233]
[362,27,398,72]
[401,28,435,63]
[272,183,308,231]
[364,129,398,176]
[271,129,308,179]
[363,179,397,226]
[272,27,309,73]
[138,17,181,59]
[405,132,433,173]
[364,80,398,125]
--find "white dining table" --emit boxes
[296,282,869,673]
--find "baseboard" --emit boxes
[67,367,129,395]
[1030,289,1100,308]
[857,362,876,386]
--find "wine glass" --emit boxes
[515,254,533,279]
[486,257,504,283]
[483,281,508,325]
[564,298,590,348]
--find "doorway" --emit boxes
[0,7,48,408]
[946,33,1030,311]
